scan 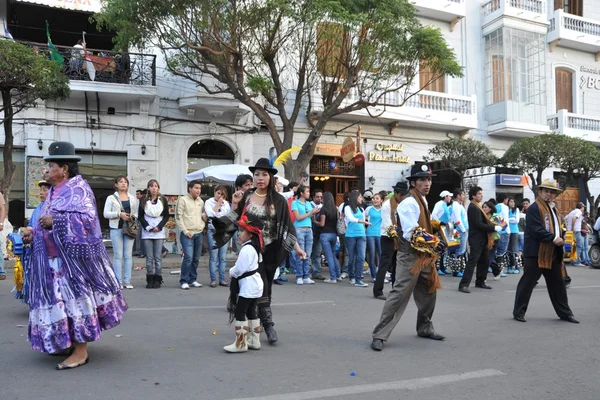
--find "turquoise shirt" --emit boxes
[365,206,382,237]
[345,206,366,238]
[292,199,313,229]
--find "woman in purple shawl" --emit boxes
[22,142,127,370]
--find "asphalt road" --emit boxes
[1,263,598,400]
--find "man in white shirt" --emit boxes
[452,189,469,257]
[371,164,445,351]
[373,182,410,300]
[568,202,588,266]
[431,190,452,222]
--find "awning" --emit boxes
[13,0,101,13]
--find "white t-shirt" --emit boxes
[229,242,263,298]
[565,208,583,232]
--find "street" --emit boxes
[0,262,598,400]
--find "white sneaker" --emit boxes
[303,278,315,285]
[340,272,349,279]
[181,283,190,290]
[493,275,501,281]
[190,281,203,288]
[324,279,337,284]
[296,278,304,285]
[124,283,134,289]
[354,280,369,288]
[336,277,342,282]
[349,279,356,285]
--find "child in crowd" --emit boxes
[224,213,264,353]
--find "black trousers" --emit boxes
[460,237,489,287]
[373,237,396,298]
[513,255,573,319]
[235,296,258,321]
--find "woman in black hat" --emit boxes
[213,157,306,345]
[22,141,127,370]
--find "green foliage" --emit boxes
[425,138,497,179]
[0,40,70,116]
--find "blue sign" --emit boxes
[496,174,527,186]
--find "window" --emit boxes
[484,27,546,106]
[419,60,445,92]
[555,68,574,112]
[316,23,350,78]
[555,0,583,16]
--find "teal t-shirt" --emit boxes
[365,206,382,237]
[345,206,366,238]
[292,199,313,228]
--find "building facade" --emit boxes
[2,0,600,235]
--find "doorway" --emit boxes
[310,156,362,205]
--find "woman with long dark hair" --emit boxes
[206,185,231,287]
[292,185,319,285]
[213,158,306,344]
[344,190,371,288]
[507,197,521,273]
[139,179,169,289]
[316,192,341,283]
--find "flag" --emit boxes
[2,17,13,40]
[46,21,64,66]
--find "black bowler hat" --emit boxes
[248,158,278,175]
[43,141,82,162]
[406,163,436,180]
[392,181,409,193]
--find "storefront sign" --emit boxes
[315,143,343,157]
[495,174,527,186]
[341,137,356,163]
[16,0,101,13]
[368,142,410,164]
[580,75,600,90]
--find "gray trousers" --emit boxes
[372,248,437,341]
[144,239,164,275]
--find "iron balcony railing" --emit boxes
[17,40,156,86]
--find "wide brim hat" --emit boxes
[38,180,51,188]
[392,181,409,193]
[537,179,563,193]
[43,141,82,162]
[363,190,374,199]
[406,163,436,180]
[248,157,278,175]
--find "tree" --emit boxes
[0,40,70,204]
[500,134,570,191]
[424,138,497,188]
[95,0,463,179]
[560,137,600,218]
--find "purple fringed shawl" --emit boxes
[28,175,120,310]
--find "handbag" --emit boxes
[337,204,347,235]
[114,194,138,238]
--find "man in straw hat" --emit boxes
[512,179,579,323]
[371,164,446,351]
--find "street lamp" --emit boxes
[368,176,376,188]
[141,144,146,155]
[37,138,43,150]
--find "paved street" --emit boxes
[1,262,599,400]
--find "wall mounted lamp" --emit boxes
[141,144,146,155]
[37,138,43,150]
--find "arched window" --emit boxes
[555,68,573,113]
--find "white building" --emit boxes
[1,0,600,236]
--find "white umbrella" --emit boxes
[185,164,251,183]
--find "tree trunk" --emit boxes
[1,90,16,210]
[283,159,308,183]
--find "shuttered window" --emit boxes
[316,23,350,78]
[555,68,573,112]
[419,60,445,92]
[555,0,583,16]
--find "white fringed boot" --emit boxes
[247,319,261,350]
[224,320,249,353]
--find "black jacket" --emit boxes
[523,201,562,259]
[467,203,495,243]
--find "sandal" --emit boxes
[210,282,217,288]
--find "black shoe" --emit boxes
[371,339,384,351]
[475,283,492,289]
[420,332,445,341]
[273,279,283,285]
[375,295,387,300]
[145,275,153,289]
[560,315,580,324]
[458,286,471,293]
[153,274,163,289]
[514,315,527,322]
[258,305,278,344]
[312,274,326,280]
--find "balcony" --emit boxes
[17,40,157,100]
[481,0,548,32]
[548,110,600,144]
[409,0,465,30]
[320,88,477,131]
[548,9,600,57]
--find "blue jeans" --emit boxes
[110,229,135,284]
[575,232,591,264]
[366,236,381,279]
[517,233,524,253]
[207,228,228,283]
[346,236,366,281]
[320,232,341,280]
[495,233,510,257]
[295,228,313,279]
[457,231,468,256]
[144,239,164,275]
[311,237,323,277]
[0,253,5,275]
[179,232,203,284]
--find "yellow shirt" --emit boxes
[175,194,206,235]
